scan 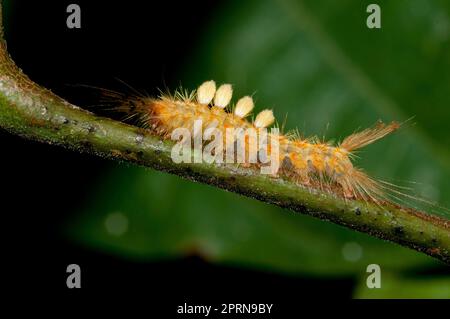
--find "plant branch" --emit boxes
[0,3,448,264]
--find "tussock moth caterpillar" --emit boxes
[98,80,444,212]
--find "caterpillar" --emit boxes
[105,80,404,206]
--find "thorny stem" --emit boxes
[0,4,449,264]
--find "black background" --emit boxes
[1,0,444,314]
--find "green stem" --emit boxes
[0,3,448,264]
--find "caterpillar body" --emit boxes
[110,80,401,204]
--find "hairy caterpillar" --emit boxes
[103,80,407,206]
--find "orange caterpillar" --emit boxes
[113,80,400,203]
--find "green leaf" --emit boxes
[354,273,450,298]
[69,0,450,275]
[69,166,437,275]
[184,0,450,212]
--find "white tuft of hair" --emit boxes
[254,109,275,128]
[214,84,233,108]
[197,80,216,105]
[234,96,254,118]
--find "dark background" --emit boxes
[2,0,449,312]
[2,0,356,311]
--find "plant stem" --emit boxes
[0,3,448,264]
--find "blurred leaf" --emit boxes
[69,166,436,275]
[354,273,450,298]
[184,0,450,211]
[69,0,450,275]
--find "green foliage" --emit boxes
[354,273,450,298]
[69,0,450,293]
[70,166,436,276]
